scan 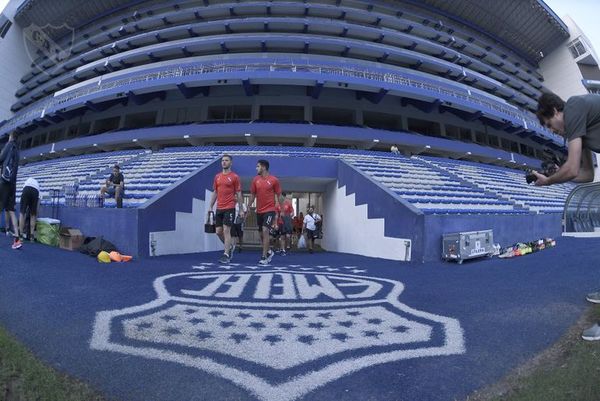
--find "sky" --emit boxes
[0,0,598,54]
[543,0,600,52]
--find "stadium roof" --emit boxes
[401,0,570,64]
[14,0,570,65]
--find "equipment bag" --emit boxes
[205,211,216,233]
[79,236,118,256]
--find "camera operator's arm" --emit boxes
[534,138,593,185]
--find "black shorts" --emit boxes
[306,229,318,240]
[281,216,293,234]
[215,208,235,227]
[231,223,243,238]
[0,181,16,212]
[256,212,276,229]
[20,186,39,215]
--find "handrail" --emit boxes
[1,60,556,141]
[562,182,600,232]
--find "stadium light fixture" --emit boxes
[244,133,251,137]
[373,139,379,143]
[311,135,318,138]
[425,145,431,149]
[132,138,138,142]
[183,135,190,139]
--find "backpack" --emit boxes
[1,142,18,183]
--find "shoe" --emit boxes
[582,323,600,341]
[279,250,286,256]
[586,292,600,304]
[218,254,230,264]
[309,249,314,254]
[266,249,274,263]
[12,239,22,250]
[258,257,269,266]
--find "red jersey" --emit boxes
[251,174,281,213]
[213,171,241,210]
[281,199,294,216]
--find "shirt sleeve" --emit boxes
[565,97,587,141]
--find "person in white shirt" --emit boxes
[19,177,40,241]
[302,205,321,254]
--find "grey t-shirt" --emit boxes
[564,94,600,152]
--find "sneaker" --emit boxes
[586,292,600,304]
[258,257,269,266]
[12,239,22,250]
[266,249,274,263]
[218,253,230,264]
[582,323,600,341]
[279,250,287,256]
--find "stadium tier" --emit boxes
[16,146,574,214]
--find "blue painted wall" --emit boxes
[38,205,139,256]
[423,213,562,262]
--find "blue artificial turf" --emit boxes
[0,235,599,401]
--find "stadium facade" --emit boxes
[0,0,594,261]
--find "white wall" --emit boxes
[539,15,598,99]
[321,181,411,261]
[149,189,223,256]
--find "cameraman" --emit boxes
[536,92,600,342]
[533,93,597,186]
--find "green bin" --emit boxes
[36,218,61,247]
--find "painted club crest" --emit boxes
[90,270,465,401]
[23,23,75,73]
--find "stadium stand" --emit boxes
[15,146,573,215]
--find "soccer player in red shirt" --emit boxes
[247,159,281,265]
[207,154,244,263]
[279,192,294,253]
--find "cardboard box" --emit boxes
[59,227,85,251]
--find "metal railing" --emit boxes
[562,182,600,232]
[1,60,556,141]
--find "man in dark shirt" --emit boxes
[534,93,599,186]
[100,165,125,208]
[536,93,600,342]
[0,131,22,249]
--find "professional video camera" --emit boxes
[525,151,566,184]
